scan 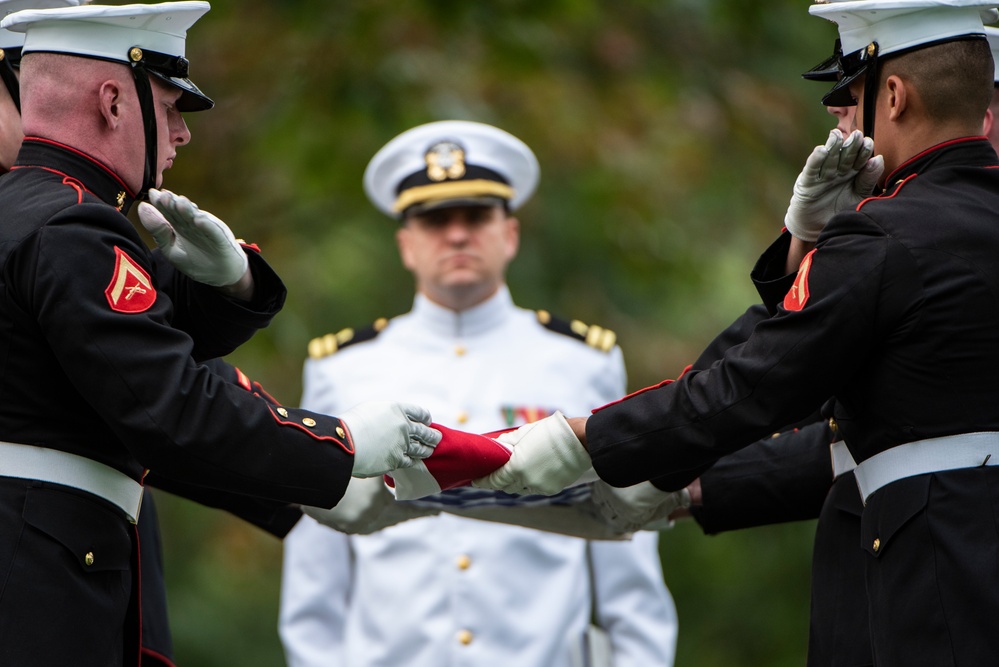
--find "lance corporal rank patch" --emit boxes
[784,248,815,312]
[105,246,156,313]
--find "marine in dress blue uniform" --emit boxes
[579,3,999,664]
[0,5,438,665]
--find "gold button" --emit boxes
[455,345,466,357]
[873,538,881,553]
[456,411,468,424]
[456,554,472,570]
[770,432,781,439]
[336,426,346,438]
[457,629,473,645]
[828,417,838,435]
[302,418,317,428]
[277,407,289,417]
[85,552,94,566]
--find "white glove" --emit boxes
[137,188,249,287]
[301,476,438,535]
[591,480,691,533]
[784,129,885,242]
[342,401,442,477]
[472,411,590,496]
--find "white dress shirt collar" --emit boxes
[411,285,514,339]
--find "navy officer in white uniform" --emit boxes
[279,120,678,667]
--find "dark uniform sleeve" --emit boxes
[144,358,303,537]
[751,231,798,315]
[22,204,353,509]
[146,473,303,537]
[587,211,917,490]
[664,292,833,532]
[151,247,286,362]
[689,304,770,371]
[689,420,834,533]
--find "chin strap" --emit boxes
[862,42,880,142]
[0,49,20,114]
[127,46,157,201]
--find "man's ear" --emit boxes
[505,215,520,263]
[984,107,994,137]
[885,74,908,122]
[396,224,416,272]
[98,79,123,130]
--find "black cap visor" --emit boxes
[820,46,868,107]
[821,67,864,106]
[148,70,214,111]
[403,195,507,219]
[135,47,213,112]
[802,40,842,82]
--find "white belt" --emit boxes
[854,432,999,503]
[0,441,143,522]
[830,440,857,479]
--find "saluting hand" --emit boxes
[138,188,251,293]
[784,129,884,242]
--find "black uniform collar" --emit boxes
[881,136,998,194]
[12,137,138,214]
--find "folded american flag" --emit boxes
[386,422,591,507]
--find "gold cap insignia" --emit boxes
[425,141,466,182]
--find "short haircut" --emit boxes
[880,38,993,125]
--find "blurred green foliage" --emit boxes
[149,1,840,664]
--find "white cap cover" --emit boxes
[809,0,999,59]
[0,0,82,51]
[2,2,212,111]
[364,120,540,218]
[986,25,999,82]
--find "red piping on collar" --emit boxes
[857,173,917,211]
[14,137,136,198]
[880,135,987,185]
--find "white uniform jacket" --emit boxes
[280,287,677,667]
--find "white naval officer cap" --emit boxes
[986,25,999,82]
[364,120,540,219]
[0,0,83,52]
[0,1,213,110]
[810,0,999,106]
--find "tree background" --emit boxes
[147,1,842,664]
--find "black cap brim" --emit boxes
[821,67,864,107]
[802,40,842,82]
[403,195,506,218]
[149,70,213,112]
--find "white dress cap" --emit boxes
[1,1,208,64]
[810,0,999,59]
[364,120,540,218]
[0,0,82,51]
[986,25,999,82]
[2,2,212,110]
